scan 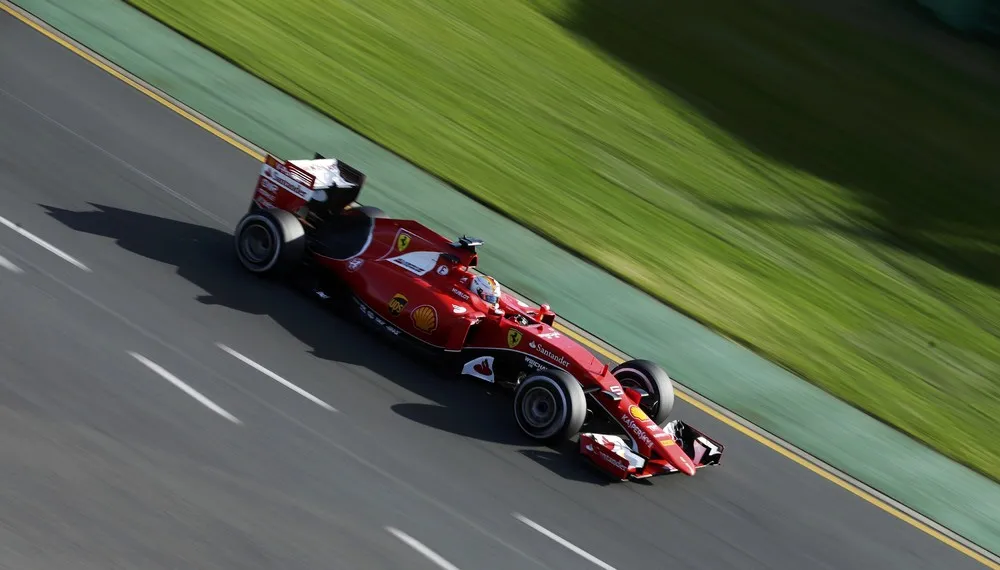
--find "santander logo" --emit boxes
[528,340,570,368]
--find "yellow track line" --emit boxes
[2,2,994,567]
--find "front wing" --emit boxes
[579,420,724,480]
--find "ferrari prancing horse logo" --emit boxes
[396,233,411,252]
[507,328,523,348]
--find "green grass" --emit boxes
[127,0,1000,480]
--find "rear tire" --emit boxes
[234,208,305,275]
[513,369,587,442]
[612,359,675,426]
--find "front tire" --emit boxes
[612,359,675,426]
[234,208,305,275]
[513,369,587,442]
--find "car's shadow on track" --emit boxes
[392,401,614,485]
[517,448,619,486]
[41,203,608,483]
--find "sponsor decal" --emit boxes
[507,328,523,349]
[410,305,438,333]
[346,258,364,272]
[259,177,279,196]
[594,447,629,472]
[681,453,694,468]
[356,298,400,336]
[461,356,495,383]
[653,427,677,447]
[436,265,449,276]
[396,232,411,253]
[628,405,650,422]
[262,165,312,199]
[524,357,546,371]
[387,251,440,276]
[538,331,561,340]
[388,293,408,316]
[621,413,655,449]
[451,287,470,301]
[527,341,570,368]
[452,305,467,314]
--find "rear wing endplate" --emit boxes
[251,153,366,214]
[252,154,318,212]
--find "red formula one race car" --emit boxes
[232,154,724,480]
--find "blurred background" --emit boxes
[126,0,1000,483]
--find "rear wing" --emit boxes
[251,153,366,215]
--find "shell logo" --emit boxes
[410,305,438,333]
[628,405,649,422]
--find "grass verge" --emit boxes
[127,0,1000,480]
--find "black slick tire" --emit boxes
[234,208,305,275]
[611,359,675,425]
[513,369,587,442]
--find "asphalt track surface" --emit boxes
[0,10,990,570]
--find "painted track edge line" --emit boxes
[385,527,462,570]
[216,343,337,411]
[0,213,91,271]
[1,2,995,566]
[128,351,242,424]
[513,513,616,570]
[0,253,23,273]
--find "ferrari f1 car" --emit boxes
[231,154,724,480]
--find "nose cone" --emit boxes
[678,459,697,477]
[661,441,697,476]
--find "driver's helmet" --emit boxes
[470,275,501,309]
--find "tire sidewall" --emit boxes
[612,359,675,426]
[234,209,305,275]
[235,213,284,273]
[513,370,586,442]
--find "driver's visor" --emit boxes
[483,293,499,305]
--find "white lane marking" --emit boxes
[513,514,617,570]
[0,214,91,271]
[0,254,23,273]
[386,527,461,570]
[128,351,241,424]
[216,343,336,411]
[19,237,544,569]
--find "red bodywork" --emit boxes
[248,155,722,480]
